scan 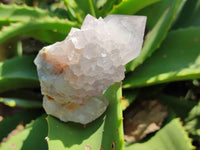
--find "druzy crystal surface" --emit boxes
[34,14,146,124]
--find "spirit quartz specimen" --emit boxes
[34,14,146,124]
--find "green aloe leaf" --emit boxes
[24,29,67,44]
[158,94,200,139]
[173,0,200,29]
[63,0,85,23]
[64,0,105,19]
[97,0,119,17]
[94,0,108,10]
[47,83,123,150]
[0,37,22,61]
[122,90,138,110]
[0,110,43,142]
[0,18,79,44]
[109,0,160,15]
[67,0,98,17]
[126,0,186,71]
[158,94,197,119]
[123,27,200,88]
[0,4,79,44]
[0,115,48,150]
[184,102,200,139]
[0,4,55,21]
[0,19,17,30]
[124,117,194,150]
[0,97,42,108]
[0,55,39,93]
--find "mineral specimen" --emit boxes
[34,14,146,124]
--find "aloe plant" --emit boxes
[0,0,199,150]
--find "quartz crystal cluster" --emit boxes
[34,14,146,124]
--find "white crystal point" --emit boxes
[104,15,146,65]
[34,14,146,124]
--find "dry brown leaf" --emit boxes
[124,100,167,143]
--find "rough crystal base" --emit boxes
[43,95,108,124]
